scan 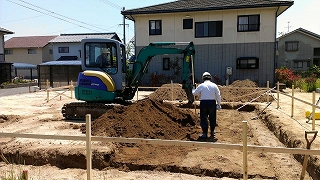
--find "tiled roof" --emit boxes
[5,35,57,48]
[0,27,14,34]
[277,28,320,41]
[122,0,293,16]
[49,33,121,43]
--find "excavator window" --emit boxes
[84,42,118,74]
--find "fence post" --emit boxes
[277,82,280,109]
[86,114,92,180]
[136,88,139,101]
[312,91,316,130]
[242,120,248,180]
[70,80,74,99]
[291,85,294,117]
[267,81,269,103]
[171,80,173,101]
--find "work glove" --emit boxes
[216,105,221,110]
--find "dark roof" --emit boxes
[39,60,81,66]
[57,56,78,61]
[0,27,14,35]
[277,28,320,41]
[5,35,58,48]
[122,0,293,17]
[12,63,37,69]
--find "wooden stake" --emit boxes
[291,85,294,117]
[277,82,280,109]
[86,114,92,180]
[267,81,269,103]
[312,91,316,130]
[242,120,248,180]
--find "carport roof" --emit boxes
[39,60,81,66]
[12,63,37,69]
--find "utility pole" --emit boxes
[122,7,126,45]
[286,21,292,33]
[120,7,129,46]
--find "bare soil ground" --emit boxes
[0,80,319,180]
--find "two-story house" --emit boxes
[122,0,293,86]
[0,27,14,84]
[4,35,57,79]
[48,33,121,61]
[277,28,320,71]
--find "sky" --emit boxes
[0,0,319,42]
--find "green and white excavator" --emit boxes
[62,38,195,119]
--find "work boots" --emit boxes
[199,127,208,139]
[210,128,216,137]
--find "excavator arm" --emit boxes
[122,42,195,103]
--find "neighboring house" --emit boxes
[0,27,14,84]
[277,28,320,71]
[4,35,57,79]
[5,35,57,63]
[122,0,293,86]
[49,33,121,61]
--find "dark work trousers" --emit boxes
[200,100,217,132]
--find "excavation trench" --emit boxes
[2,102,278,179]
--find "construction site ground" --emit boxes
[0,81,320,180]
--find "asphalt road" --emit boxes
[0,87,31,97]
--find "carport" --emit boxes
[12,62,37,80]
[38,60,81,89]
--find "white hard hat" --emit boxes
[202,72,212,80]
[101,48,110,54]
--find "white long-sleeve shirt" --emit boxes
[192,80,221,104]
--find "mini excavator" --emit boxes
[62,38,195,119]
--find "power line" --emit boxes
[99,0,122,10]
[5,0,114,33]
[0,15,43,23]
[17,0,108,31]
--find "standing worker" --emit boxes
[192,72,221,139]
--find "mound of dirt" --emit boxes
[148,83,188,101]
[92,99,200,140]
[229,79,258,87]
[149,79,270,103]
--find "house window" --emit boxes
[236,57,259,69]
[314,48,320,56]
[163,57,170,70]
[238,15,260,32]
[28,49,36,54]
[314,58,320,66]
[149,20,162,35]
[195,21,222,38]
[4,49,13,55]
[285,41,298,51]
[58,47,69,53]
[183,19,193,29]
[49,49,53,54]
[294,61,303,68]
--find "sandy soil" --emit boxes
[0,81,319,180]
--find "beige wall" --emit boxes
[5,48,43,65]
[134,7,277,47]
[42,44,54,62]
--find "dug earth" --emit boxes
[0,80,319,180]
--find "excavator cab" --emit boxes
[75,38,126,102]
